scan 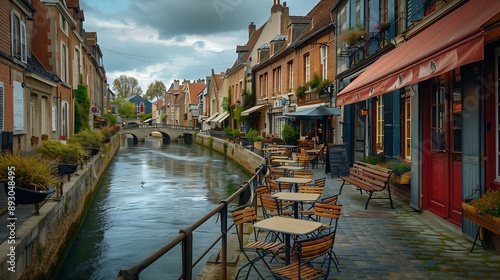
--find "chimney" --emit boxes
[173,79,179,90]
[248,22,256,39]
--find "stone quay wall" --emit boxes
[0,135,120,280]
[194,134,265,174]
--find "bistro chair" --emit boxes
[231,205,285,280]
[311,203,342,271]
[310,146,326,169]
[271,232,336,280]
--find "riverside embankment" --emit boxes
[0,135,120,280]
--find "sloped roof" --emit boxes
[188,83,206,104]
[227,22,267,73]
[292,0,335,47]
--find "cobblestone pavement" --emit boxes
[222,170,500,280]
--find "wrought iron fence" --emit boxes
[117,164,267,280]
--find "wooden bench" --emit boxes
[339,161,394,209]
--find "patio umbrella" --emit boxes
[284,106,341,142]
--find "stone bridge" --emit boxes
[122,124,196,144]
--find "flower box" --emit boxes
[462,202,500,235]
[390,171,411,185]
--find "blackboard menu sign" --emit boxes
[326,144,349,178]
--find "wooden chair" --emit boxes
[311,203,342,271]
[271,232,336,280]
[307,177,326,188]
[292,171,314,179]
[320,194,339,205]
[259,194,293,218]
[231,205,285,280]
[310,146,325,169]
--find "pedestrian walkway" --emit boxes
[217,170,500,280]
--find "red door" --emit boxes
[424,72,463,226]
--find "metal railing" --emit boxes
[117,164,267,280]
[122,123,197,130]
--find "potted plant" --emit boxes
[462,190,500,250]
[385,159,411,185]
[282,124,299,145]
[338,24,368,45]
[68,129,104,156]
[36,140,86,181]
[0,152,58,204]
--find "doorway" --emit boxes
[422,71,463,226]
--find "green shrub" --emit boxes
[282,125,299,145]
[245,128,260,142]
[362,154,384,165]
[36,140,85,164]
[232,129,240,138]
[68,129,104,148]
[385,160,411,175]
[223,126,232,135]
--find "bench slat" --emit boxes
[339,161,394,209]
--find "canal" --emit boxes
[54,142,250,279]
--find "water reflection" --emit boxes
[55,143,249,279]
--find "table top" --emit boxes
[270,155,290,159]
[272,159,300,164]
[253,216,324,235]
[274,177,313,184]
[274,166,305,171]
[276,145,298,149]
[272,192,320,203]
[305,149,321,154]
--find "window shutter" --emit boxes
[20,21,27,63]
[0,83,4,131]
[11,15,17,58]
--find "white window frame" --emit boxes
[60,42,68,83]
[321,45,328,79]
[288,61,294,91]
[59,14,68,35]
[13,81,24,133]
[277,66,282,93]
[41,97,48,134]
[305,54,310,82]
[61,101,69,137]
[11,11,27,63]
[376,96,384,148]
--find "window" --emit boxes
[136,102,144,115]
[62,101,69,137]
[11,12,27,63]
[277,66,282,93]
[13,81,24,132]
[274,68,278,94]
[287,60,294,91]
[404,96,411,160]
[59,14,68,35]
[30,95,36,135]
[41,97,48,134]
[73,48,81,88]
[60,42,68,83]
[0,82,4,131]
[376,96,384,149]
[321,46,328,79]
[264,73,269,98]
[259,74,264,98]
[496,48,500,179]
[305,54,310,82]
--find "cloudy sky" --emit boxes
[80,0,318,92]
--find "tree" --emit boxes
[74,85,90,133]
[144,80,167,101]
[112,75,143,98]
[118,101,135,118]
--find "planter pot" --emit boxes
[254,141,262,151]
[462,202,500,235]
[390,171,411,185]
[3,182,55,205]
[85,147,101,156]
[57,163,78,181]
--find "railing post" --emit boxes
[220,201,228,280]
[179,228,193,280]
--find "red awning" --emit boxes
[337,0,500,106]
